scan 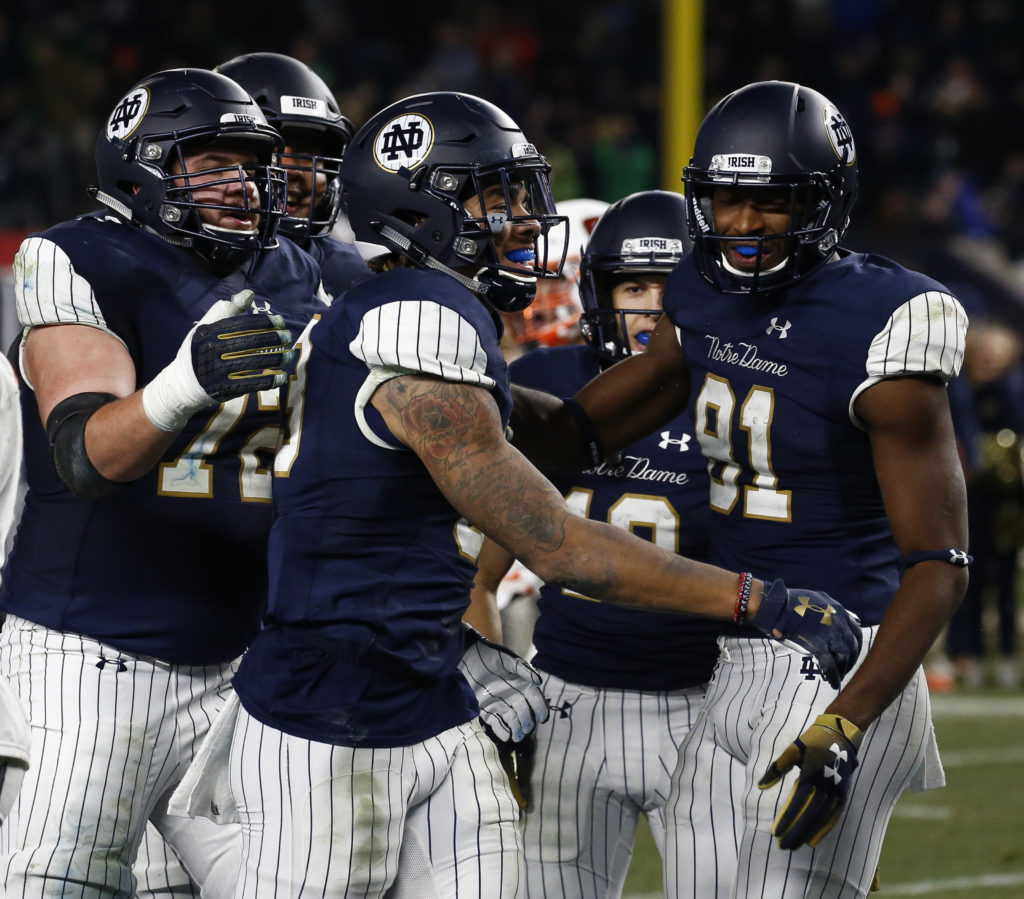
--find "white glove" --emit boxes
[142,289,294,432]
[457,625,549,743]
[0,676,31,821]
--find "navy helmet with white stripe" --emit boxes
[339,91,568,312]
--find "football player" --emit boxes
[214,51,370,297]
[132,52,366,898]
[469,190,741,899]
[216,90,859,896]
[508,81,970,898]
[0,68,326,896]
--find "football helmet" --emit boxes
[215,52,354,244]
[504,197,609,347]
[683,80,858,294]
[579,190,689,359]
[338,91,567,313]
[91,68,286,269]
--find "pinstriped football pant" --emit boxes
[521,671,717,899]
[230,708,524,898]
[665,626,943,899]
[0,614,242,897]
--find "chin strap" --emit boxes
[374,222,482,292]
[373,222,536,312]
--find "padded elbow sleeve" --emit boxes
[46,392,121,500]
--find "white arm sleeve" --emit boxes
[850,290,968,425]
[349,300,497,450]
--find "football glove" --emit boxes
[142,289,295,431]
[750,580,863,689]
[758,713,863,850]
[458,624,549,744]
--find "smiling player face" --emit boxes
[170,144,263,234]
[462,179,542,271]
[711,185,798,274]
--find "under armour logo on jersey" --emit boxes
[794,595,835,626]
[551,699,577,719]
[250,298,272,314]
[765,317,792,338]
[96,656,128,672]
[824,743,848,784]
[658,431,691,452]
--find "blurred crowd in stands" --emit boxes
[3,0,1024,686]
[3,0,1024,273]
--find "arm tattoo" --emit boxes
[386,377,567,554]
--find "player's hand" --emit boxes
[757,713,863,850]
[0,677,31,822]
[142,289,295,431]
[458,624,550,743]
[750,580,862,689]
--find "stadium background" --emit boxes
[2,1,1024,895]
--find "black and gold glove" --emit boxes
[758,713,863,850]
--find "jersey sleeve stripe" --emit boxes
[865,291,967,381]
[350,300,496,389]
[14,236,107,330]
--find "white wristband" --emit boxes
[141,327,214,432]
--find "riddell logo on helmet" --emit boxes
[690,199,711,234]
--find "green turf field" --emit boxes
[621,691,1024,898]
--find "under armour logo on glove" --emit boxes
[794,594,835,625]
[758,713,863,850]
[749,579,862,689]
[824,743,847,784]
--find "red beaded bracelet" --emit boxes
[734,571,753,624]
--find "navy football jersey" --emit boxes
[1,213,326,664]
[304,233,371,299]
[510,344,721,690]
[664,251,968,628]
[233,267,511,747]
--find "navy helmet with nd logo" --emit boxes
[91,68,287,270]
[682,81,858,295]
[338,91,569,312]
